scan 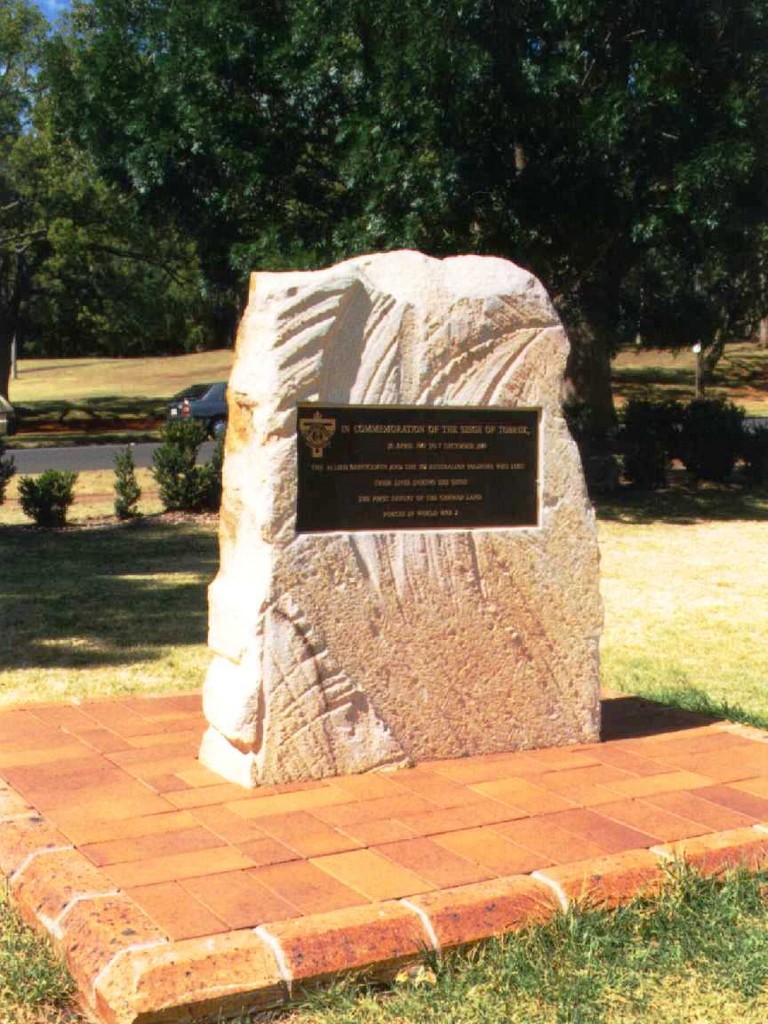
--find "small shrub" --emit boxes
[563,400,620,494]
[679,398,745,482]
[0,442,15,505]
[741,422,768,484]
[620,400,683,489]
[152,419,223,512]
[18,469,78,527]
[114,446,142,519]
[199,434,224,511]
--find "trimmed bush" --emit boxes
[563,400,620,494]
[741,422,768,484]
[114,447,142,519]
[18,470,78,527]
[619,399,683,489]
[678,399,745,482]
[152,419,223,512]
[0,442,14,505]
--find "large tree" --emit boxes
[0,0,47,398]
[46,0,768,424]
[0,0,218,398]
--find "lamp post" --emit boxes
[692,342,704,398]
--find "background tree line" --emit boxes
[2,0,767,426]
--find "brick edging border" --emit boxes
[3,775,768,1024]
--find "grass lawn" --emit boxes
[0,517,218,706]
[6,350,234,446]
[612,340,768,415]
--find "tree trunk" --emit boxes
[563,321,617,433]
[0,326,11,401]
[702,329,724,377]
[759,317,768,349]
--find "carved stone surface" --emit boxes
[200,251,602,787]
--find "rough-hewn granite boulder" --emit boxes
[200,251,602,787]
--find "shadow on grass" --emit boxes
[613,365,696,387]
[601,694,720,741]
[0,519,219,673]
[15,396,166,424]
[595,482,768,524]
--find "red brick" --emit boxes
[235,836,299,867]
[181,870,299,928]
[189,804,271,843]
[381,769,488,809]
[101,846,254,888]
[468,778,576,814]
[56,892,168,995]
[92,929,285,1024]
[540,808,657,853]
[642,790,759,832]
[536,849,667,908]
[398,796,522,837]
[310,848,432,901]
[225,786,352,820]
[312,793,438,828]
[0,816,71,877]
[433,827,549,875]
[534,764,634,794]
[408,875,559,949]
[604,770,713,798]
[10,848,112,930]
[654,827,768,875]
[374,836,494,889]
[165,782,253,809]
[693,784,768,820]
[337,818,419,846]
[588,744,673,777]
[325,772,408,801]
[0,783,36,820]
[425,751,550,784]
[54,810,199,847]
[251,810,363,857]
[597,798,705,842]
[265,902,430,984]
[127,882,228,941]
[81,827,223,868]
[250,860,364,915]
[493,817,606,864]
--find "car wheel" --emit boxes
[210,417,227,439]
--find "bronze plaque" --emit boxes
[296,405,539,533]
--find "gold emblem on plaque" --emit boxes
[299,410,337,458]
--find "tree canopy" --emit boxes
[5,0,768,418]
[0,0,216,399]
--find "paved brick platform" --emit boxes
[2,691,768,1023]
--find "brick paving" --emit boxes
[1,691,768,1023]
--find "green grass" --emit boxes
[0,889,76,1024]
[596,492,768,726]
[6,352,234,448]
[612,340,768,415]
[0,518,218,706]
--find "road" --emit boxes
[10,441,216,474]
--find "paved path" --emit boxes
[2,691,768,1024]
[11,441,216,474]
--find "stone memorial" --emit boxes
[200,250,602,787]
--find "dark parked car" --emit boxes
[166,382,228,438]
